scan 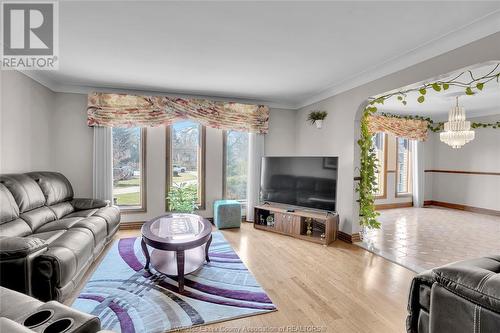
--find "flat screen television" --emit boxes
[260,156,338,212]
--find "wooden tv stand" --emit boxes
[253,204,339,245]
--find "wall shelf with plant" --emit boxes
[307,111,328,129]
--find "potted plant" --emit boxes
[166,182,199,213]
[307,111,328,129]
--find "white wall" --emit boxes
[264,108,296,156]
[51,93,93,197]
[1,71,55,173]
[294,32,500,234]
[424,115,500,211]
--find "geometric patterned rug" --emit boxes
[72,232,276,333]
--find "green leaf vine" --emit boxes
[357,106,381,229]
[356,63,500,230]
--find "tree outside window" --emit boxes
[166,120,205,209]
[224,131,249,201]
[112,127,146,210]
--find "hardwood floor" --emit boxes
[69,222,415,332]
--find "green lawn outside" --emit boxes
[115,191,140,206]
[172,171,197,184]
[114,177,140,187]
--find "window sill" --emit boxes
[119,207,147,214]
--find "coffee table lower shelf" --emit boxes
[149,246,206,276]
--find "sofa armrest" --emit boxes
[433,255,500,313]
[406,269,436,333]
[71,198,109,211]
[0,318,34,333]
[0,237,47,295]
[0,237,47,260]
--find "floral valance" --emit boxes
[87,93,270,134]
[367,114,428,141]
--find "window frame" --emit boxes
[165,123,206,211]
[222,130,249,203]
[395,137,412,198]
[112,127,147,213]
[373,132,388,200]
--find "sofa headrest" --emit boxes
[27,172,74,205]
[0,183,19,224]
[0,174,45,213]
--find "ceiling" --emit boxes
[24,1,500,109]
[376,63,500,121]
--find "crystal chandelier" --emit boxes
[439,97,475,149]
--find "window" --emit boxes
[223,131,250,201]
[371,132,387,198]
[112,127,147,211]
[166,120,206,209]
[396,137,412,195]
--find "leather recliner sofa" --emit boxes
[0,172,120,302]
[407,255,500,333]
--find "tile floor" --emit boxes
[355,206,500,273]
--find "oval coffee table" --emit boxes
[141,213,212,292]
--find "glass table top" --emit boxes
[148,214,204,241]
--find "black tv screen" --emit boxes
[260,156,338,212]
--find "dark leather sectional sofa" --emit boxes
[407,255,500,332]
[0,172,120,302]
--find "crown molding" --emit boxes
[295,9,500,109]
[19,71,298,110]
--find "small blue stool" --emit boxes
[213,200,242,229]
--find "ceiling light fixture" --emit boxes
[439,96,475,149]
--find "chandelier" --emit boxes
[439,97,475,149]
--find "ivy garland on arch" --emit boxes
[356,64,500,229]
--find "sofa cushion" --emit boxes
[20,207,57,232]
[49,202,74,219]
[94,206,120,235]
[433,255,500,313]
[73,217,107,250]
[27,172,74,206]
[0,183,19,223]
[0,218,32,237]
[0,174,45,213]
[37,228,94,288]
[35,217,84,233]
[30,230,65,244]
[65,208,98,218]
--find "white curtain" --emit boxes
[412,140,425,207]
[246,133,265,222]
[93,127,113,202]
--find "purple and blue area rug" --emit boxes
[72,232,276,333]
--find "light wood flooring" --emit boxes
[68,222,415,333]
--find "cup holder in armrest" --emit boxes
[23,309,54,328]
[43,318,74,333]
